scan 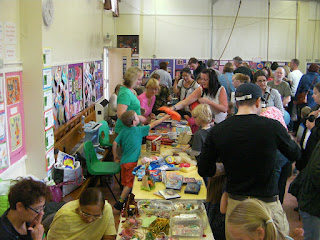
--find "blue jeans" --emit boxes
[300,210,320,240]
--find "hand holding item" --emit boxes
[158,106,181,121]
[198,97,208,104]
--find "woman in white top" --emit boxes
[173,69,228,123]
[108,84,121,120]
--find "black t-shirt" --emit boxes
[234,66,253,81]
[0,209,32,240]
[198,114,301,197]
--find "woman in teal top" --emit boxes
[115,67,147,134]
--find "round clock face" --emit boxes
[42,0,54,26]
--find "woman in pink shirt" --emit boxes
[138,78,159,119]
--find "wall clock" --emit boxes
[42,0,54,26]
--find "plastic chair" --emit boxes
[84,141,121,201]
[99,121,113,148]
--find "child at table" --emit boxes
[184,104,213,161]
[112,110,170,210]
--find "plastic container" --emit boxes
[172,200,205,213]
[138,200,173,215]
[171,218,204,238]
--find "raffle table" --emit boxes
[132,145,207,201]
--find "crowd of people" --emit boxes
[1,57,320,240]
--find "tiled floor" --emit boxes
[102,172,304,239]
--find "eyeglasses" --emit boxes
[79,208,103,219]
[28,205,46,214]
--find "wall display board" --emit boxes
[52,65,70,128]
[141,59,174,81]
[0,71,26,174]
[117,35,139,57]
[131,58,139,67]
[68,63,83,117]
[95,60,103,101]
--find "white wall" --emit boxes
[117,0,320,64]
[0,0,116,180]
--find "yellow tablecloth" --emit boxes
[132,145,207,201]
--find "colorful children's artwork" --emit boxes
[52,65,70,128]
[0,112,5,140]
[0,141,8,169]
[6,75,21,105]
[0,74,4,102]
[117,35,139,56]
[95,61,103,101]
[131,59,139,67]
[9,114,22,152]
[68,63,83,117]
[83,62,97,108]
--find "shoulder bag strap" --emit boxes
[306,75,318,95]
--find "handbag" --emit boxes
[296,76,318,105]
[53,161,83,196]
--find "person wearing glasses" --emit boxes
[252,70,284,115]
[0,178,49,240]
[47,188,116,240]
[115,67,148,134]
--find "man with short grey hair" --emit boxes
[233,56,253,80]
[268,67,291,107]
[207,59,221,76]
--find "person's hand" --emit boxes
[198,97,208,104]
[114,155,120,162]
[306,119,316,130]
[293,228,304,237]
[184,115,190,120]
[28,214,44,240]
[150,113,156,120]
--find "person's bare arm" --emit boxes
[117,104,128,119]
[173,87,202,111]
[149,114,171,129]
[282,96,291,107]
[112,141,120,162]
[173,78,180,95]
[199,87,228,113]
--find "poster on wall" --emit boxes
[43,88,53,111]
[117,35,139,57]
[46,147,55,171]
[6,75,20,105]
[0,112,5,140]
[52,65,70,128]
[95,61,103,100]
[9,113,22,152]
[44,108,54,131]
[131,59,139,67]
[42,48,52,68]
[0,73,4,102]
[43,68,52,89]
[68,63,83,117]
[45,127,54,151]
[0,141,8,169]
[83,62,97,108]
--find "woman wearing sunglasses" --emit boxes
[47,188,116,240]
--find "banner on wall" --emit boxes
[68,63,83,117]
[95,61,103,101]
[52,65,70,128]
[83,62,97,108]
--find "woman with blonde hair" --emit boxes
[227,199,300,240]
[138,78,159,119]
[115,67,147,134]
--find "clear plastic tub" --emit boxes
[138,200,173,216]
[171,218,204,238]
[172,200,205,213]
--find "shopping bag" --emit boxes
[53,161,83,196]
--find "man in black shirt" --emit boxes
[188,57,206,80]
[233,56,253,81]
[198,83,301,239]
[0,178,48,240]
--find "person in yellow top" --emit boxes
[47,188,116,240]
